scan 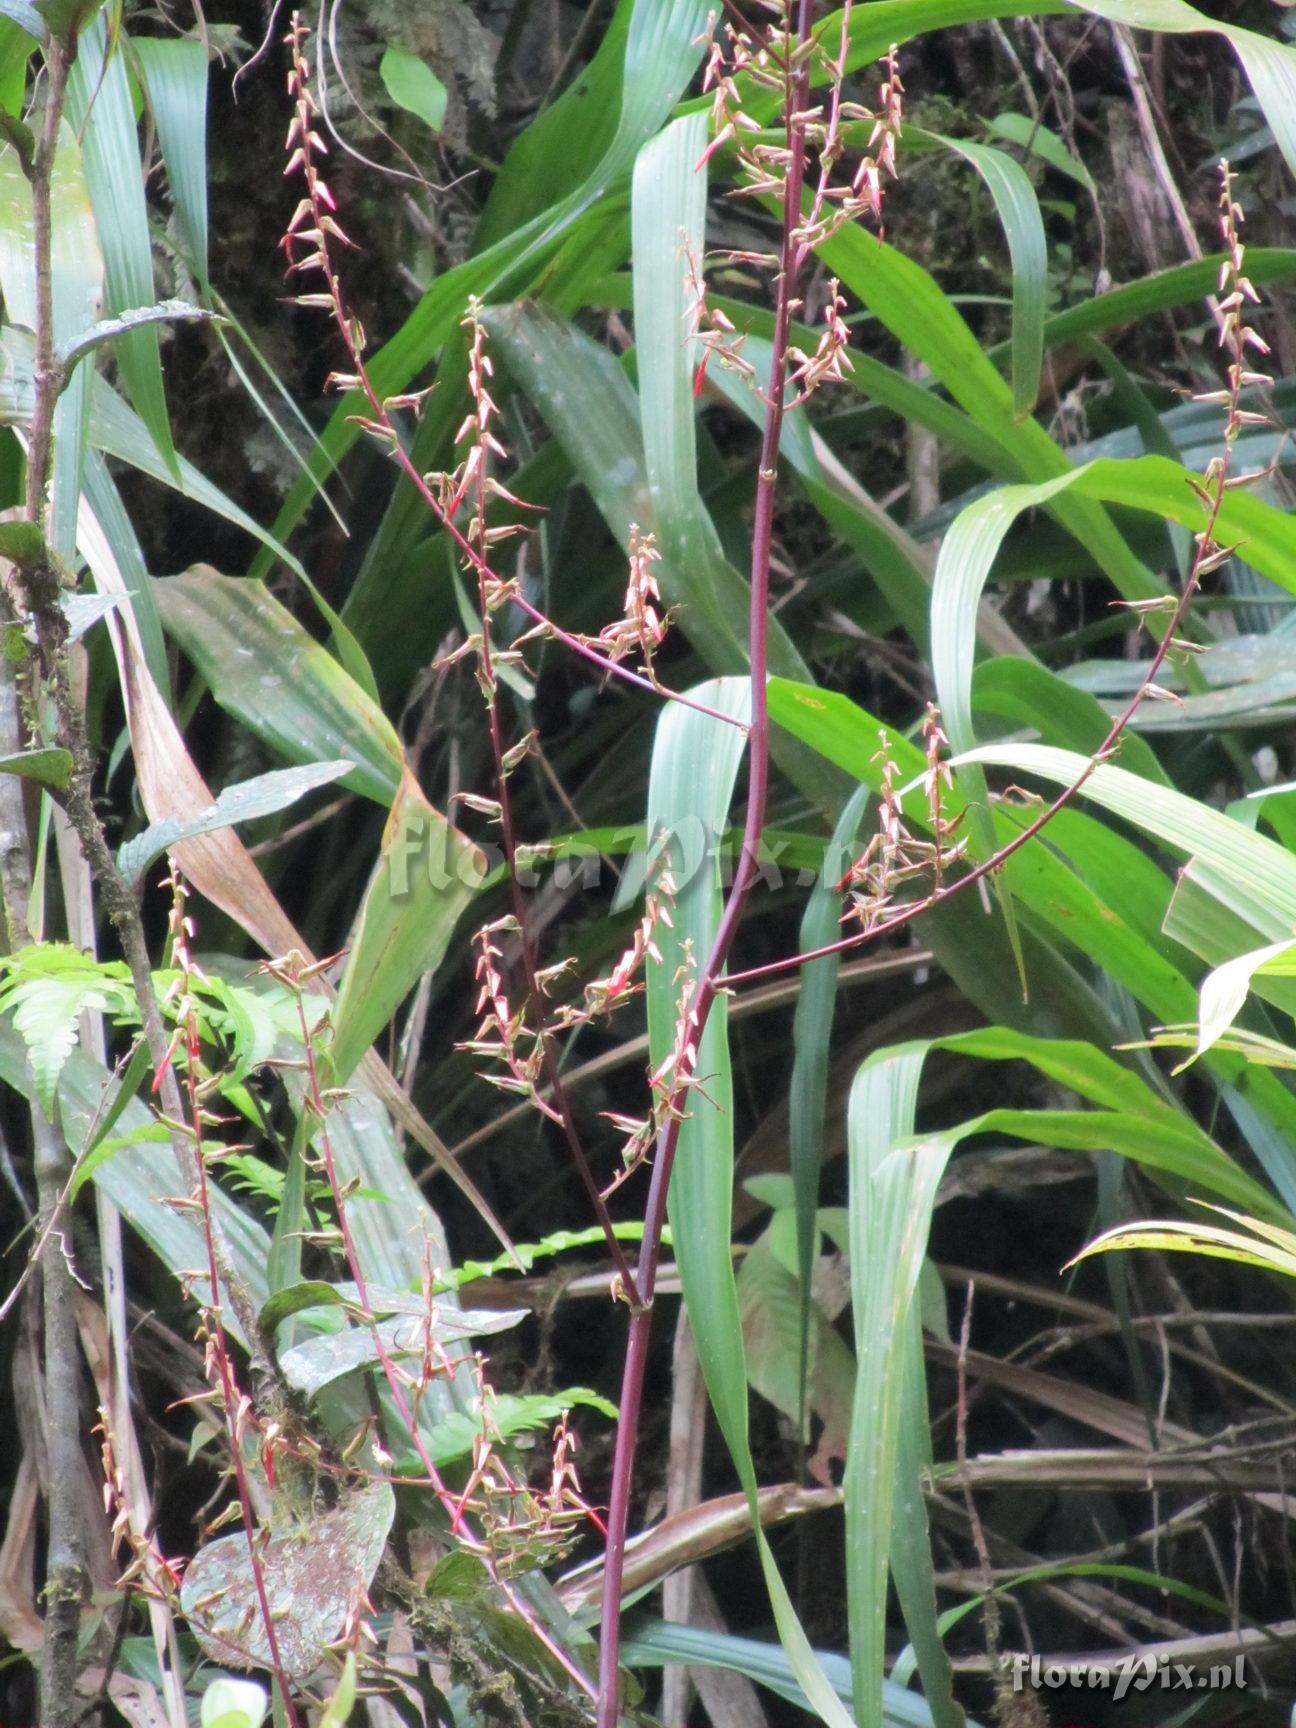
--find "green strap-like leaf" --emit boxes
[0,745,70,787]
[846,1046,954,1728]
[645,679,855,1728]
[133,35,209,291]
[910,129,1047,416]
[328,773,484,1086]
[816,224,1162,605]
[56,296,214,374]
[931,455,1296,790]
[789,784,869,1428]
[67,15,179,478]
[0,117,101,555]
[954,738,1296,938]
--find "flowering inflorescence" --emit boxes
[691,3,903,410]
[837,713,966,931]
[463,879,673,1187]
[599,862,724,1199]
[448,1372,599,1576]
[98,1419,187,1604]
[1207,162,1273,455]
[441,298,536,576]
[282,13,429,446]
[1116,164,1274,680]
[1181,166,1271,564]
[547,523,678,690]
[281,19,365,370]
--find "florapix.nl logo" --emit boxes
[1011,1651,1248,1704]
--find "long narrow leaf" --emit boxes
[68,16,178,476]
[133,36,210,293]
[0,119,101,554]
[789,785,869,1425]
[645,680,853,1728]
[846,1046,952,1728]
[913,129,1046,415]
[952,739,1296,937]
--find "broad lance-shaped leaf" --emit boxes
[154,568,403,805]
[329,772,485,1086]
[0,21,35,117]
[0,1,42,38]
[633,113,731,651]
[133,35,210,292]
[764,678,1196,1066]
[1028,246,1296,355]
[84,508,511,1253]
[0,326,310,583]
[644,678,854,1728]
[379,44,446,134]
[1188,939,1296,1063]
[1075,1204,1296,1281]
[789,783,869,1425]
[81,449,169,697]
[620,1617,977,1728]
[778,680,1296,1211]
[67,14,178,478]
[56,298,214,375]
[971,656,1168,786]
[891,1027,1284,1217]
[278,1308,527,1401]
[474,0,631,246]
[117,759,353,885]
[33,0,104,35]
[889,1305,964,1728]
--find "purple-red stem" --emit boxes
[594,6,816,1721]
